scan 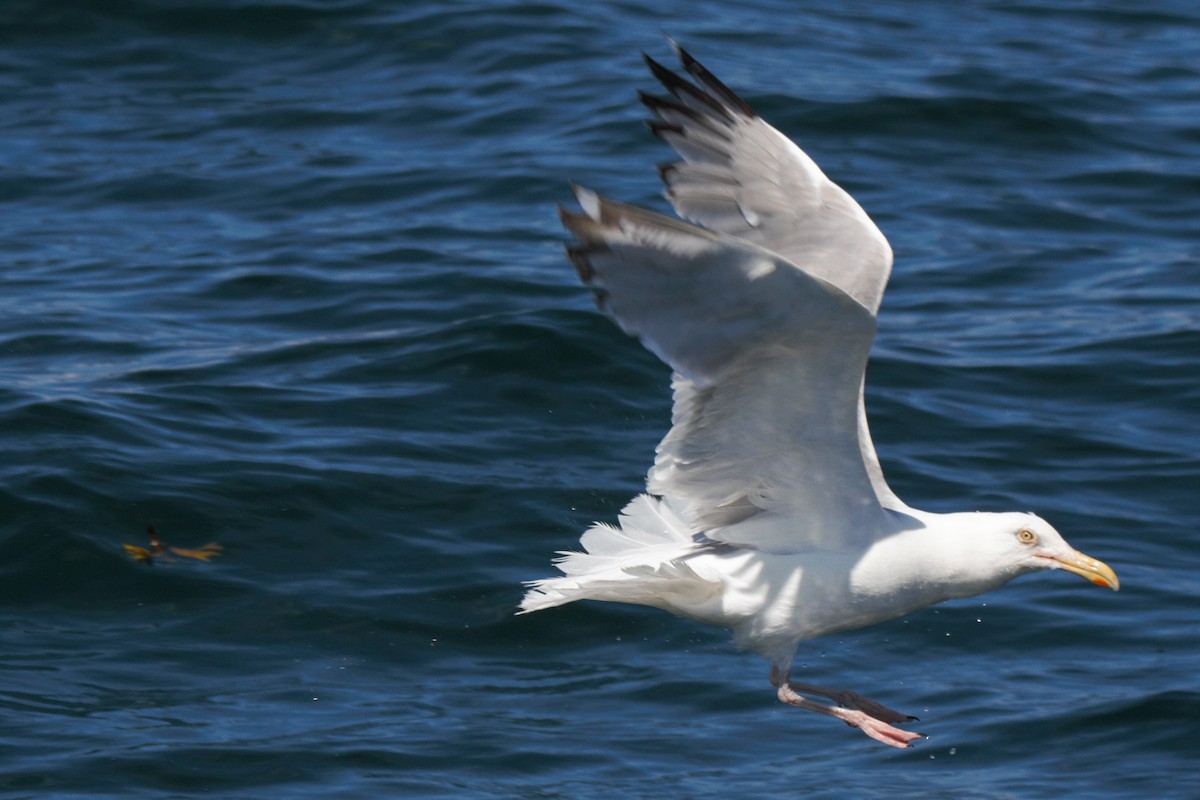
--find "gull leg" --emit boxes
[769,662,923,749]
[784,679,917,724]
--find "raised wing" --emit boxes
[642,41,893,316]
[561,186,890,552]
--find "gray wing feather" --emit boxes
[643,42,894,316]
[558,45,904,552]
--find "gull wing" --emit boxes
[561,187,890,552]
[640,45,903,518]
[643,42,893,315]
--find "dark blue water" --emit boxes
[2,2,1198,797]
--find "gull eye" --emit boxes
[1017,529,1037,545]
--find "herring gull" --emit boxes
[520,42,1119,748]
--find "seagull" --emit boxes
[520,42,1119,748]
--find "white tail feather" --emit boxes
[518,495,715,614]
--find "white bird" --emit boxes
[520,42,1119,748]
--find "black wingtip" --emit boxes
[639,89,702,121]
[643,52,678,90]
[669,37,693,67]
[673,41,757,118]
[646,120,685,139]
[643,45,740,124]
[564,245,595,283]
[559,205,600,244]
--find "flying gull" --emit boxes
[520,42,1119,748]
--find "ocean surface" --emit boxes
[2,1,1198,797]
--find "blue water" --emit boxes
[2,1,1198,797]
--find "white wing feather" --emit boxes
[562,188,887,552]
[643,43,893,315]
[559,46,903,553]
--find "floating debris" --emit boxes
[123,525,223,565]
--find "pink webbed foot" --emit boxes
[787,681,918,726]
[835,706,925,748]
[771,667,924,749]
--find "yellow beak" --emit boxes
[1052,549,1120,591]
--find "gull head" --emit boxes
[961,512,1120,592]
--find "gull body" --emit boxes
[520,42,1118,748]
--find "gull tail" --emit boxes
[518,494,716,614]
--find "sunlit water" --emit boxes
[2,2,1198,797]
